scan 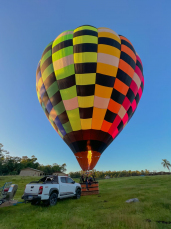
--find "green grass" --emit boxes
[0,175,171,229]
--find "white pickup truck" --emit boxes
[22,175,81,206]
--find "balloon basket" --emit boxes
[80,182,99,196]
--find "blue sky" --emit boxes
[0,0,171,173]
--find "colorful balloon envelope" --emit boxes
[36,25,144,171]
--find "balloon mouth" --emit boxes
[75,151,101,171]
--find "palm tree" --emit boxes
[161,159,171,172]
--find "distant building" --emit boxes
[105,175,110,179]
[52,172,68,176]
[19,167,44,176]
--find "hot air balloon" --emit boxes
[36,25,144,171]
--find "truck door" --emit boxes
[59,177,68,197]
[67,177,76,195]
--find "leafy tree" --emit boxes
[161,159,171,172]
[0,143,67,175]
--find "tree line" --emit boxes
[69,169,151,179]
[0,144,66,175]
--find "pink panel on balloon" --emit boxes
[131,99,137,112]
[122,113,129,124]
[135,65,143,81]
[112,128,119,139]
[122,97,131,111]
[130,80,138,95]
[108,115,121,137]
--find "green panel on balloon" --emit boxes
[52,47,73,62]
[53,34,73,47]
[66,108,81,131]
[53,101,65,115]
[60,85,77,100]
[74,25,97,32]
[42,64,54,82]
[62,121,73,133]
[54,64,75,80]
[41,50,52,67]
[46,82,59,98]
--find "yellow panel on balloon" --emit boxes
[81,118,92,130]
[77,96,94,108]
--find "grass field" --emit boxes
[0,175,171,229]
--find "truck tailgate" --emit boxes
[25,184,41,195]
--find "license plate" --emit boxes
[28,196,33,200]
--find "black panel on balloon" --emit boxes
[105,110,117,123]
[140,82,144,91]
[116,69,132,87]
[63,134,71,145]
[73,30,98,38]
[118,121,124,132]
[127,106,133,118]
[103,133,114,145]
[90,140,107,153]
[111,89,125,104]
[77,85,95,96]
[72,130,83,141]
[75,63,97,74]
[126,88,135,103]
[70,140,107,153]
[120,39,136,55]
[136,60,143,74]
[57,111,69,124]
[41,56,52,74]
[44,73,57,89]
[52,39,73,53]
[71,141,87,152]
[96,73,115,87]
[74,43,97,53]
[98,37,121,50]
[50,91,62,106]
[42,44,52,57]
[135,93,140,105]
[57,74,75,90]
[79,107,93,119]
[120,52,136,70]
[68,143,77,154]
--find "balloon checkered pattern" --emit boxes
[36,25,144,171]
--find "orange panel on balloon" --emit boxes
[75,151,101,171]
[108,99,121,113]
[101,120,112,132]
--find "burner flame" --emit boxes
[87,150,92,170]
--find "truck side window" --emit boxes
[60,177,67,183]
[67,178,74,183]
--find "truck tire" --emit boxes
[49,193,58,206]
[43,192,58,206]
[74,188,81,199]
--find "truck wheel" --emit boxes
[49,193,58,206]
[74,188,81,199]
